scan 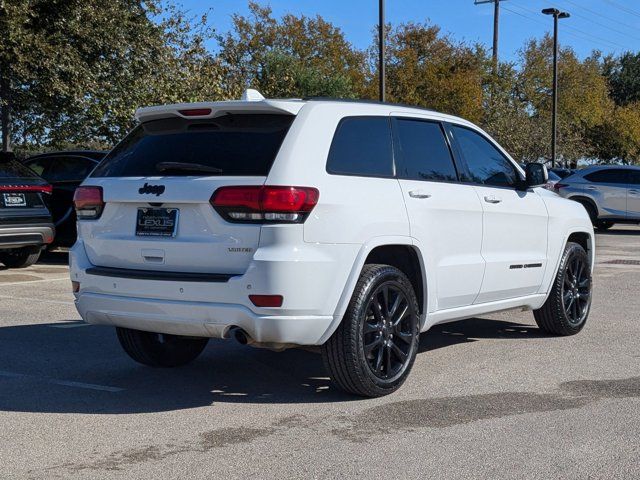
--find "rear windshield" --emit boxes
[91,114,294,177]
[0,159,40,179]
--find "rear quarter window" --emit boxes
[91,114,294,178]
[326,117,394,177]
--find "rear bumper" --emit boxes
[75,292,334,344]
[0,224,55,249]
[70,236,360,345]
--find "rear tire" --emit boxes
[534,242,592,336]
[322,264,420,397]
[116,327,209,367]
[0,248,41,268]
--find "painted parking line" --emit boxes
[0,370,124,393]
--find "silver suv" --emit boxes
[555,165,640,231]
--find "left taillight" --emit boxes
[210,186,319,224]
[73,186,104,220]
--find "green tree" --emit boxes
[218,2,366,99]
[374,22,490,124]
[0,1,223,152]
[604,51,640,106]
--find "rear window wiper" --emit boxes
[156,162,223,174]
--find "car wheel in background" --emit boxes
[116,327,209,367]
[322,264,420,397]
[534,242,592,336]
[0,248,41,268]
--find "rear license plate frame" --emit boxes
[135,208,179,237]
[3,193,27,207]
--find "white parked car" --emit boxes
[70,92,595,397]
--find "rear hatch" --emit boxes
[0,157,52,225]
[81,112,295,275]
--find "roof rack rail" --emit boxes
[302,97,437,113]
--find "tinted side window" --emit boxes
[451,126,519,187]
[327,117,394,177]
[584,169,628,184]
[393,118,457,182]
[47,157,96,182]
[629,170,640,185]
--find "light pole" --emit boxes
[379,0,386,102]
[542,8,570,168]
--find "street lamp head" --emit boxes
[542,8,570,18]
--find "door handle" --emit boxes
[484,195,502,204]
[408,190,432,199]
[585,186,597,190]
[629,189,639,195]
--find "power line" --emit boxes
[507,3,628,51]
[561,0,640,34]
[556,0,640,43]
[601,0,640,19]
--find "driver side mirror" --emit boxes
[524,163,548,188]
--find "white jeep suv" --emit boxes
[70,92,595,397]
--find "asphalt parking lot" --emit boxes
[1,228,639,479]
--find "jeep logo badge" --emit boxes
[138,183,165,196]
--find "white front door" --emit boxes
[448,124,548,304]
[392,117,485,311]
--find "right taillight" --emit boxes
[554,183,568,192]
[210,186,319,223]
[73,186,104,220]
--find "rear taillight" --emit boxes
[554,183,568,192]
[210,186,319,223]
[73,186,104,220]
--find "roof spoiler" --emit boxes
[135,89,303,123]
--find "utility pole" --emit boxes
[475,0,505,75]
[378,0,386,102]
[542,8,570,168]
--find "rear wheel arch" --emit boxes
[569,196,598,219]
[363,245,426,317]
[321,240,428,345]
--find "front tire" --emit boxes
[534,242,592,336]
[116,327,209,367]
[322,264,420,397]
[0,248,41,268]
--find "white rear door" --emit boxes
[392,116,485,310]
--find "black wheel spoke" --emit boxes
[392,304,409,328]
[374,346,384,372]
[364,336,383,356]
[390,341,407,362]
[362,280,418,380]
[384,345,392,376]
[395,331,413,344]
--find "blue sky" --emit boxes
[176,0,640,62]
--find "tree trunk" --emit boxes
[0,70,11,152]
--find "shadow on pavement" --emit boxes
[595,228,640,236]
[0,318,544,414]
[38,250,70,266]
